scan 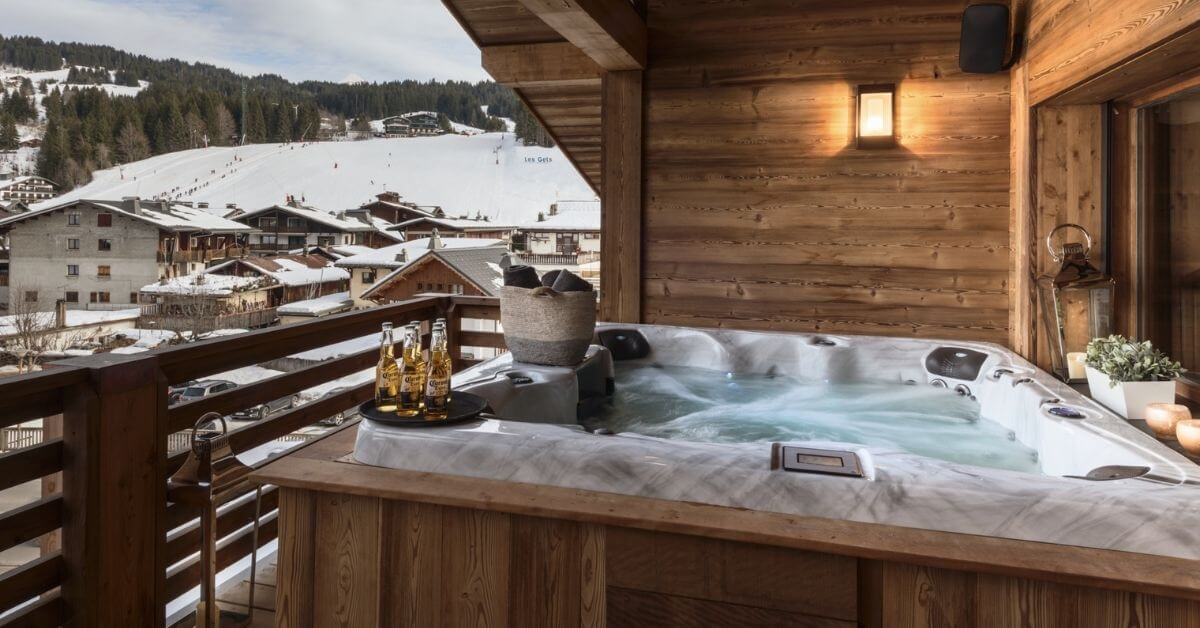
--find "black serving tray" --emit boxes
[358,392,489,427]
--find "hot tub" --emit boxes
[354,324,1200,559]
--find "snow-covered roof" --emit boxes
[208,255,351,287]
[262,258,349,286]
[334,237,504,269]
[277,291,353,317]
[390,216,516,231]
[235,203,371,232]
[0,176,55,191]
[140,273,265,296]
[520,205,601,232]
[0,198,253,233]
[356,214,405,241]
[0,308,140,337]
[361,244,513,299]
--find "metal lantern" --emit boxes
[167,413,261,628]
[1037,224,1116,382]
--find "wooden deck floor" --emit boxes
[169,552,277,628]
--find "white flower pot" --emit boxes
[1085,365,1177,421]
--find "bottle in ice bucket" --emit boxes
[424,324,452,420]
[374,323,401,413]
[397,323,425,417]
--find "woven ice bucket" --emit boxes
[500,286,596,366]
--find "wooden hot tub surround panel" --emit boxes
[256,427,1200,627]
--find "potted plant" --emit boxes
[1084,335,1184,421]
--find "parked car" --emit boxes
[317,387,361,426]
[232,394,300,421]
[174,380,237,405]
[167,380,199,406]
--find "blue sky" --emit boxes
[0,0,489,83]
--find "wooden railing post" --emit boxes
[58,353,166,628]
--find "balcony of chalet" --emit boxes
[7,0,1200,627]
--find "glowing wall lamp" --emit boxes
[856,84,895,148]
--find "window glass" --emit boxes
[65,291,78,303]
[68,238,80,250]
[67,264,79,276]
[24,291,37,302]
[1144,95,1200,383]
[98,239,112,251]
[67,213,80,225]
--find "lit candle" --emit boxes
[1066,351,1087,380]
[1176,419,1200,456]
[1144,403,1192,439]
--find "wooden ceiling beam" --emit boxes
[514,0,646,70]
[482,42,603,88]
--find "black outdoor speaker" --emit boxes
[959,3,1010,73]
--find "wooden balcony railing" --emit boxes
[140,306,280,331]
[517,251,601,266]
[0,294,504,627]
[156,246,247,264]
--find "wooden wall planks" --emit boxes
[641,0,1012,342]
[1029,104,1105,369]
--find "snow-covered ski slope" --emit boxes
[37,132,595,224]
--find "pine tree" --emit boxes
[272,102,295,142]
[37,117,70,183]
[0,114,19,150]
[162,98,188,151]
[245,99,267,143]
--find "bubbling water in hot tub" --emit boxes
[585,364,1041,474]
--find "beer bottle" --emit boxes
[374,323,401,413]
[424,325,453,420]
[397,323,425,416]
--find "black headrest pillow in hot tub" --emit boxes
[597,329,651,361]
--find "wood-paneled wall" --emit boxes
[1029,105,1106,368]
[641,0,1012,343]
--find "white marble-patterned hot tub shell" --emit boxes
[353,324,1200,559]
[597,324,1199,483]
